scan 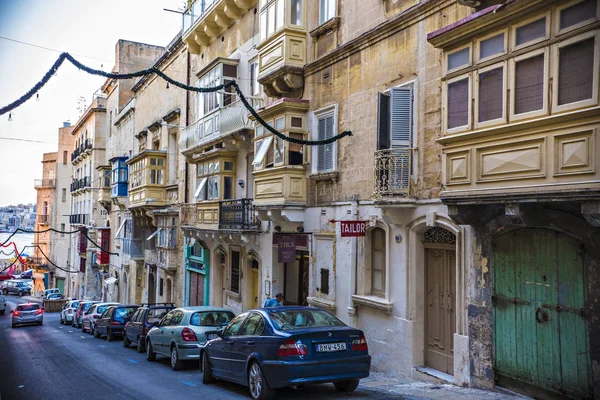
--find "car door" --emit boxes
[97,308,113,335]
[209,313,248,377]
[165,310,184,349]
[229,312,266,381]
[126,309,141,342]
[153,310,175,354]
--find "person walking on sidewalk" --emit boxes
[263,293,283,307]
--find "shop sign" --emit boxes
[340,220,367,237]
[277,235,296,263]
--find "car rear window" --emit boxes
[114,307,137,323]
[146,308,171,324]
[97,305,111,314]
[83,303,94,311]
[268,309,346,330]
[17,304,40,311]
[72,301,79,308]
[190,311,235,327]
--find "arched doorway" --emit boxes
[423,226,457,375]
[493,228,590,399]
[243,254,260,309]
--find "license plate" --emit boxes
[206,333,218,340]
[316,342,347,352]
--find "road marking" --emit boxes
[179,380,197,387]
[128,359,139,364]
[18,385,24,388]
[68,330,73,333]
[98,345,106,349]
[80,336,87,339]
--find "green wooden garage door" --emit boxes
[494,229,590,399]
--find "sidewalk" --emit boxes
[360,372,528,400]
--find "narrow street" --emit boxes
[0,299,401,400]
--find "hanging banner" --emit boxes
[278,235,297,263]
[340,220,367,237]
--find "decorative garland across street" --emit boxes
[1,53,353,146]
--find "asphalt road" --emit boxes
[0,298,399,400]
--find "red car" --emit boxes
[0,273,14,282]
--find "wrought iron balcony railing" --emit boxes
[219,198,259,230]
[70,176,91,192]
[373,148,411,198]
[69,214,89,225]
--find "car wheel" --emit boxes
[60,315,64,324]
[171,346,183,371]
[136,336,145,353]
[2,289,7,295]
[248,361,274,400]
[81,323,86,333]
[146,340,156,362]
[39,320,43,326]
[202,352,216,384]
[107,329,115,342]
[11,323,16,328]
[333,379,360,392]
[93,326,101,339]
[18,291,23,297]
[0,310,4,315]
[123,333,131,348]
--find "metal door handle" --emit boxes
[247,340,255,345]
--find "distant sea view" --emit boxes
[0,231,35,262]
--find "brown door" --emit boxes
[425,247,456,374]
[284,251,310,305]
[189,271,205,306]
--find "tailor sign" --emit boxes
[340,220,367,237]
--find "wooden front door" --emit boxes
[284,251,310,306]
[251,268,259,309]
[494,229,590,399]
[425,247,456,374]
[189,271,205,306]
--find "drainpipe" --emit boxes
[348,195,359,327]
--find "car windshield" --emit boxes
[97,305,111,314]
[72,301,79,308]
[114,307,137,323]
[268,309,346,330]
[190,311,235,327]
[146,308,171,324]
[17,304,40,311]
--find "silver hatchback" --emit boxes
[12,303,43,328]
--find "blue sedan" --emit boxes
[201,306,371,399]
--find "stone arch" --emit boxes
[165,277,173,303]
[211,245,228,307]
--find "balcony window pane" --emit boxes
[275,117,285,129]
[256,125,264,137]
[260,11,267,41]
[478,67,503,122]
[198,164,204,176]
[150,158,157,166]
[320,0,335,24]
[208,176,214,199]
[213,177,219,199]
[224,176,233,200]
[151,169,157,184]
[480,33,504,59]
[291,0,302,26]
[224,161,234,171]
[209,162,214,174]
[515,54,544,114]
[274,137,284,164]
[267,4,275,36]
[448,78,469,129]
[560,0,596,30]
[253,136,273,165]
[516,17,546,46]
[214,161,220,172]
[157,170,163,185]
[195,177,208,199]
[448,47,469,70]
[289,132,303,165]
[276,0,284,31]
[558,38,594,105]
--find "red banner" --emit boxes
[340,221,367,237]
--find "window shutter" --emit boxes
[317,117,326,171]
[324,115,334,171]
[390,87,412,148]
[377,93,390,150]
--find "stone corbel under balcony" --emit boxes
[256,207,305,223]
[260,65,304,99]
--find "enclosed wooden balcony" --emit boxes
[255,0,307,98]
[179,97,263,159]
[127,150,168,209]
[181,199,258,230]
[182,0,259,54]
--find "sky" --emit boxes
[0,0,185,206]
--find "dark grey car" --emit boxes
[1,280,31,297]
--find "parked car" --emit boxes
[1,280,32,297]
[0,273,14,282]
[124,303,175,353]
[60,300,80,325]
[12,303,44,327]
[0,294,6,315]
[94,305,139,341]
[145,306,235,371]
[81,302,119,333]
[73,301,98,329]
[200,306,371,399]
[43,288,61,299]
[47,293,64,300]
[16,269,33,279]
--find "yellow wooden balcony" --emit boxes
[127,150,168,208]
[182,0,259,54]
[253,165,306,207]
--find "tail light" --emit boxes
[111,321,121,326]
[13,310,20,317]
[278,338,308,356]
[67,309,73,314]
[352,334,368,352]
[37,309,44,315]
[92,314,100,319]
[181,327,198,342]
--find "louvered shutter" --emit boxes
[317,117,326,171]
[377,93,390,150]
[324,115,334,171]
[390,88,412,189]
